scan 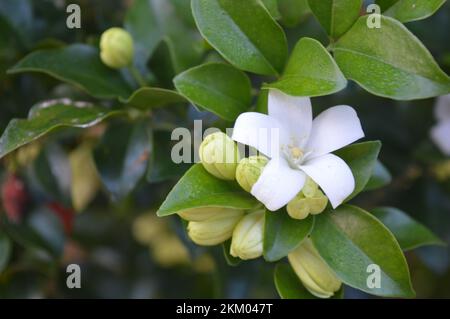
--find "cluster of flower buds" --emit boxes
[187,132,331,265]
[286,178,328,220]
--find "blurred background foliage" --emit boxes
[0,0,449,298]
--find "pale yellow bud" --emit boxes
[235,156,268,192]
[178,207,244,222]
[199,132,240,180]
[151,234,190,267]
[230,210,265,260]
[69,142,100,212]
[187,210,244,246]
[287,179,328,220]
[100,27,134,69]
[288,238,341,298]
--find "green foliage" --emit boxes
[265,37,347,96]
[333,16,450,100]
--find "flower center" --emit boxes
[282,145,306,168]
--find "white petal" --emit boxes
[232,112,288,158]
[300,154,355,208]
[431,120,450,156]
[305,105,364,158]
[435,94,450,122]
[251,157,306,211]
[268,89,312,147]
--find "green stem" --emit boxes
[129,65,147,87]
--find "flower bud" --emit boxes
[235,156,268,192]
[288,239,341,298]
[179,207,243,222]
[187,210,244,246]
[199,132,240,180]
[230,210,265,260]
[100,27,134,69]
[287,179,328,220]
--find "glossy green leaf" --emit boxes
[93,120,152,201]
[261,0,281,19]
[7,44,132,99]
[0,233,12,273]
[174,63,252,121]
[157,164,260,216]
[372,207,445,251]
[264,210,314,262]
[278,0,311,27]
[334,141,382,201]
[0,100,124,159]
[333,16,450,100]
[121,87,186,110]
[191,0,288,75]
[377,0,447,23]
[265,37,347,96]
[311,205,415,298]
[222,240,241,266]
[274,263,317,299]
[364,160,392,191]
[307,0,363,38]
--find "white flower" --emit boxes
[232,89,364,211]
[431,94,450,156]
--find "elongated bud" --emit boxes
[288,238,341,298]
[100,27,134,69]
[230,210,265,260]
[199,132,240,180]
[187,210,244,246]
[287,178,328,220]
[179,207,243,222]
[235,156,268,192]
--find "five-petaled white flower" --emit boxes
[431,94,450,156]
[232,89,365,211]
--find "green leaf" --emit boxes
[0,233,12,273]
[264,210,314,262]
[157,164,259,216]
[7,44,132,99]
[364,160,392,191]
[174,63,252,121]
[333,16,450,100]
[147,130,190,183]
[1,208,65,258]
[371,207,445,251]
[222,240,241,266]
[261,0,281,19]
[334,141,382,201]
[121,87,186,110]
[265,37,347,96]
[311,205,415,298]
[32,143,71,206]
[93,120,152,201]
[0,100,124,159]
[124,0,162,69]
[274,263,318,299]
[191,0,288,75]
[377,0,447,23]
[125,0,202,74]
[278,0,311,27]
[307,0,363,38]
